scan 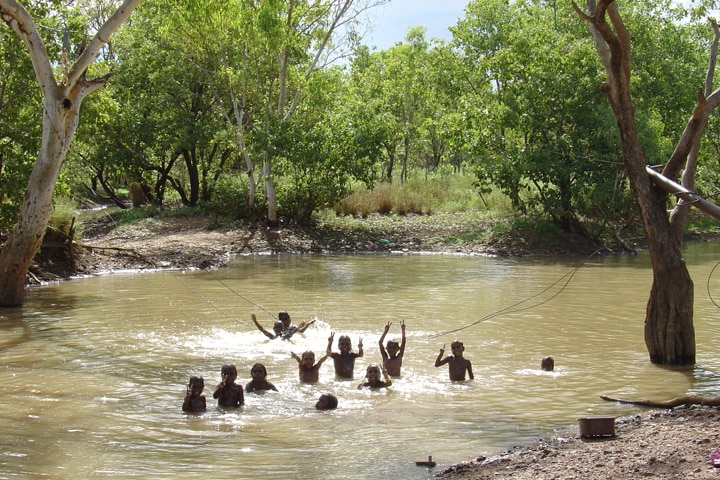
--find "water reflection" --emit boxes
[1,244,719,479]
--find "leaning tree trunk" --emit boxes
[0,93,77,305]
[575,0,696,365]
[0,0,142,306]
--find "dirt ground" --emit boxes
[29,210,608,281]
[437,405,720,480]
[25,211,720,479]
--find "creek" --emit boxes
[2,242,720,479]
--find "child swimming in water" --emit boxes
[279,311,315,337]
[435,341,474,381]
[182,376,206,412]
[357,363,392,389]
[290,350,329,383]
[213,364,244,407]
[252,314,287,340]
[245,363,278,392]
[379,320,406,376]
[541,356,555,371]
[326,332,363,379]
[315,393,338,410]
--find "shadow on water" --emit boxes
[0,307,32,350]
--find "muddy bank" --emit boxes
[437,405,720,480]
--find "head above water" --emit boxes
[278,311,291,327]
[188,376,204,388]
[316,393,338,410]
[273,320,284,335]
[250,363,267,379]
[541,356,555,371]
[338,335,352,350]
[221,364,237,378]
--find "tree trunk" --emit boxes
[0,0,142,306]
[575,0,697,365]
[645,265,695,365]
[264,159,278,225]
[0,94,73,305]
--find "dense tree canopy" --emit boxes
[1,0,714,235]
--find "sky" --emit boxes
[361,1,696,51]
[363,0,469,50]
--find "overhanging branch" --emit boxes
[646,166,720,220]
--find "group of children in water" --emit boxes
[183,311,545,413]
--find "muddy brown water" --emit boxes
[2,243,720,479]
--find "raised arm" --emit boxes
[314,353,330,368]
[296,318,316,333]
[378,322,391,360]
[213,373,227,399]
[290,352,302,365]
[357,337,363,357]
[398,320,407,357]
[381,366,393,387]
[435,344,449,367]
[252,314,275,339]
[326,332,335,354]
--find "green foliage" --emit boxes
[684,209,720,235]
[201,174,262,221]
[48,197,82,241]
[0,1,87,233]
[109,206,154,226]
[4,0,715,246]
[0,17,40,233]
[334,173,506,217]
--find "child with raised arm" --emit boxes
[379,320,406,376]
[326,332,363,379]
[435,341,474,381]
[213,364,244,407]
[290,350,329,383]
[182,376,207,412]
[252,314,285,340]
[279,311,316,336]
[245,363,278,393]
[357,363,393,389]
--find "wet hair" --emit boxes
[386,340,400,348]
[221,364,237,376]
[251,363,267,376]
[318,393,338,410]
[278,311,290,323]
[273,320,284,334]
[541,356,555,371]
[338,335,352,346]
[188,376,204,388]
[366,363,381,375]
[301,350,315,362]
[450,340,464,350]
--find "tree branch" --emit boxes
[0,0,56,95]
[67,0,143,86]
